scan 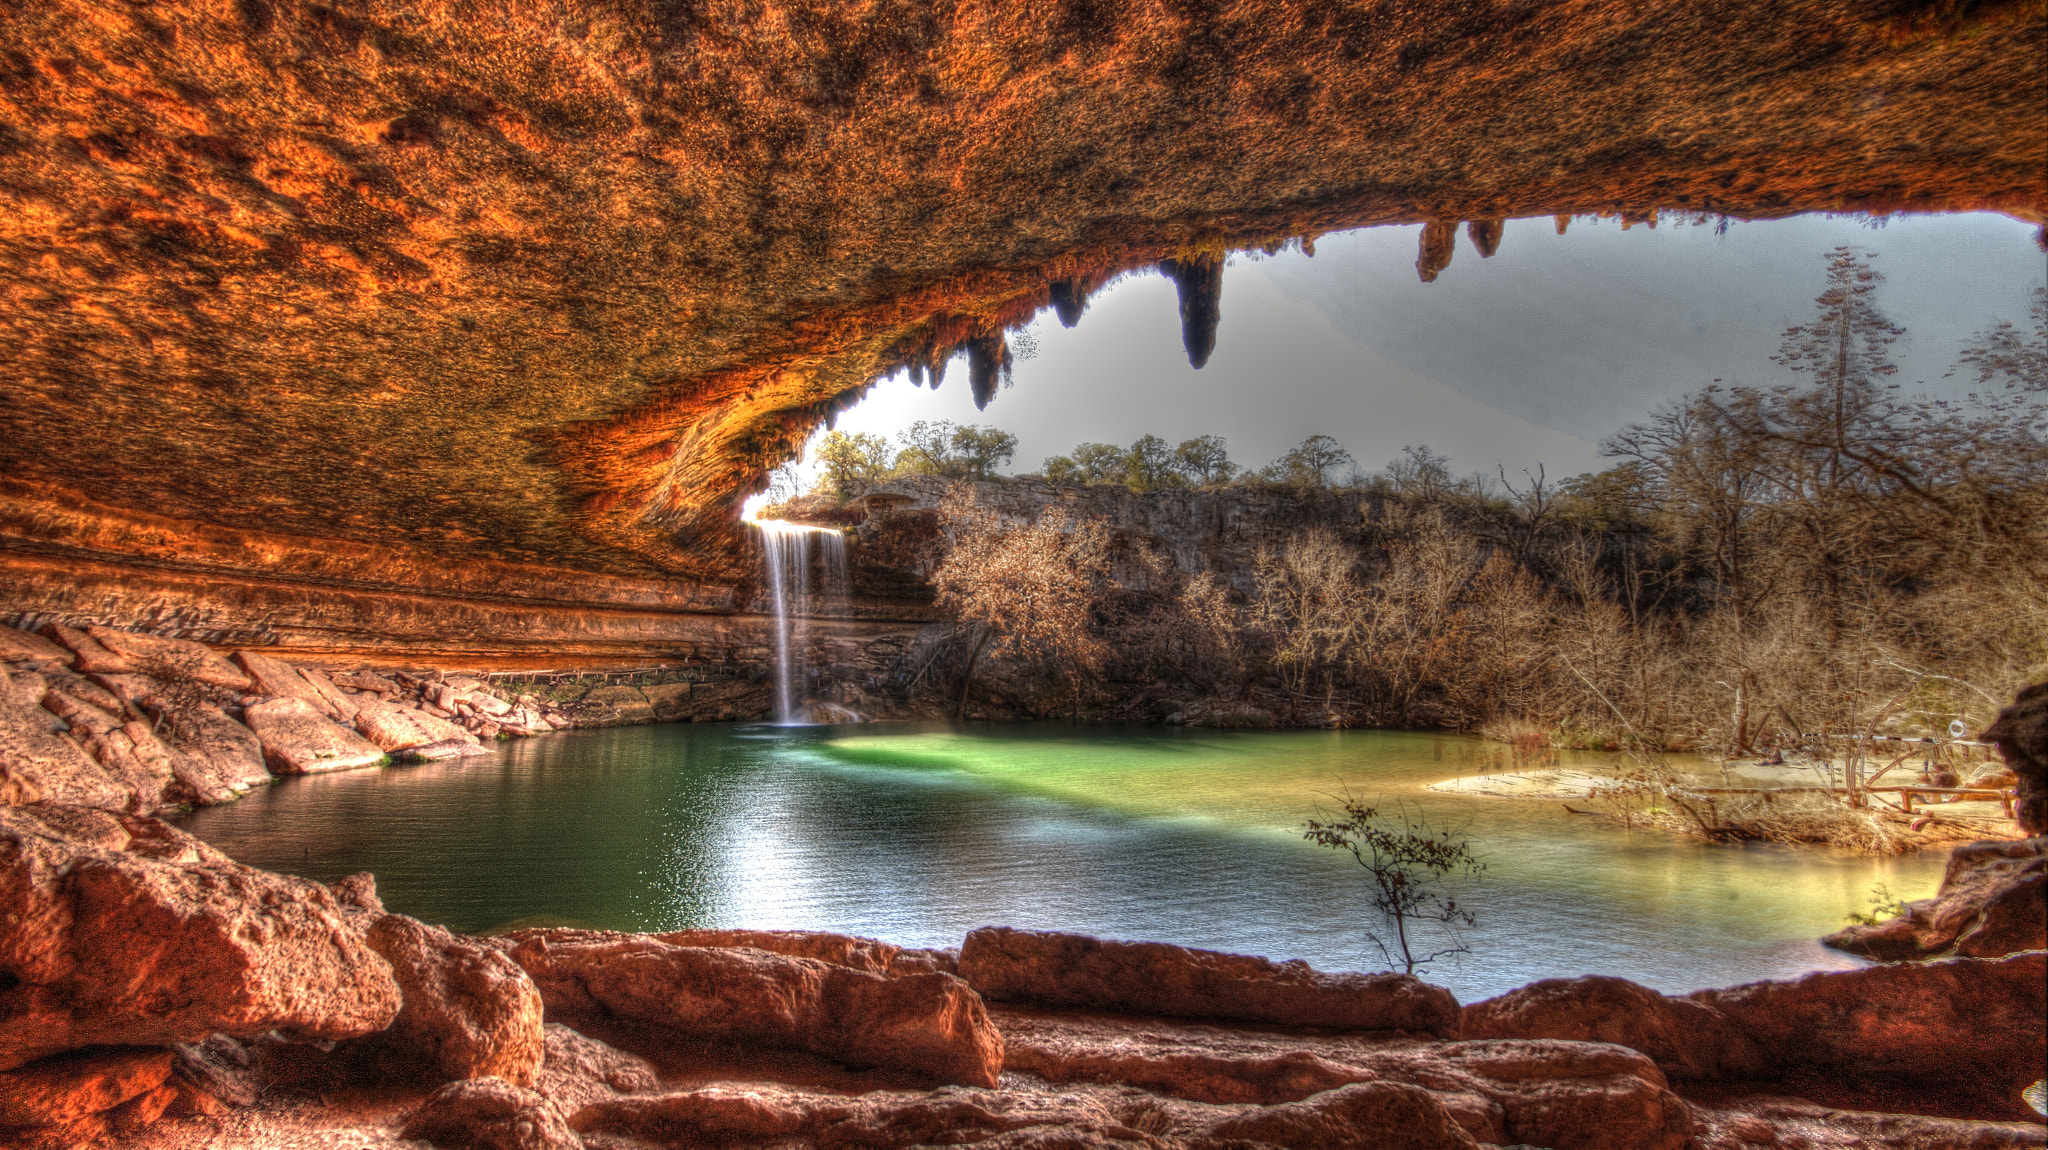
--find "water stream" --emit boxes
[750,519,849,724]
[175,723,1946,1004]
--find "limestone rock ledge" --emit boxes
[0,621,789,818]
[0,818,2040,1148]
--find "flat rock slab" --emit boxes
[0,668,130,810]
[497,928,1004,1088]
[957,927,1462,1037]
[354,699,485,754]
[242,696,387,774]
[84,628,253,692]
[0,802,401,1070]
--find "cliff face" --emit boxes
[2,0,2044,650]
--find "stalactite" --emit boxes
[1467,218,1504,257]
[966,333,1009,410]
[1158,254,1223,369]
[1416,220,1457,282]
[1554,214,1571,235]
[1049,279,1089,328]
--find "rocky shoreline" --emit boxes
[1,793,2043,1148]
[0,623,779,819]
[5,628,2046,1148]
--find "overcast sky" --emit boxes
[783,212,2044,493]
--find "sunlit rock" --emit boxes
[241,697,387,774]
[494,928,1005,1087]
[0,803,401,1071]
[1824,837,2045,961]
[957,927,1462,1037]
[349,914,547,1088]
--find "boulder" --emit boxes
[355,698,487,754]
[233,650,343,718]
[354,914,547,1087]
[0,627,74,667]
[400,1076,581,1150]
[1984,681,2047,835]
[999,1007,1689,1150]
[167,1034,263,1113]
[242,696,388,774]
[84,626,253,691]
[0,803,401,1070]
[1691,950,2047,1111]
[498,928,1004,1087]
[0,1047,174,1130]
[0,669,130,810]
[1198,1080,1480,1150]
[957,928,1462,1037]
[1462,975,1760,1079]
[569,1083,1147,1150]
[534,1023,659,1113]
[1824,837,2046,961]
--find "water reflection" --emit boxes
[175,723,1945,1003]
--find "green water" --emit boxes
[175,722,1945,1004]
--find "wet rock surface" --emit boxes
[958,927,1462,1037]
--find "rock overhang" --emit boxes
[0,0,2042,619]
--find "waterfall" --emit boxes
[751,519,849,724]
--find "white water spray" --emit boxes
[750,518,849,724]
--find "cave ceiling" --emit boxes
[1,0,2043,593]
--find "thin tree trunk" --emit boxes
[954,625,995,720]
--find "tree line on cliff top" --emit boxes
[876,251,2047,778]
[815,419,1419,495]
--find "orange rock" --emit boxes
[0,669,130,810]
[84,627,253,692]
[655,927,903,974]
[37,626,135,674]
[0,803,401,1071]
[400,1077,581,1150]
[957,928,1462,1037]
[1462,974,1759,1079]
[241,696,387,774]
[354,698,483,753]
[1693,950,2047,1112]
[1199,1080,1480,1149]
[354,914,547,1087]
[534,1023,659,1113]
[1824,837,2046,962]
[0,627,73,667]
[0,1047,173,1129]
[499,928,1005,1087]
[232,650,343,719]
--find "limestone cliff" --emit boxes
[1,0,2043,652]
